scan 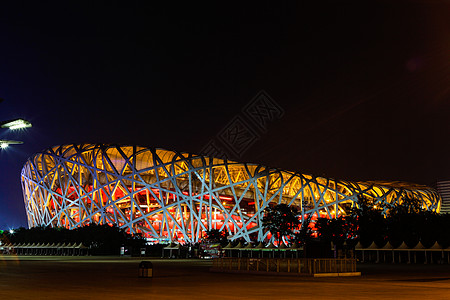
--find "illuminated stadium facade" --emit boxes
[21,144,441,243]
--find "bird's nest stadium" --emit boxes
[21,144,441,243]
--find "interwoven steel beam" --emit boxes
[21,144,441,243]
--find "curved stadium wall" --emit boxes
[21,144,441,243]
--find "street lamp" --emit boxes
[0,140,24,149]
[1,118,32,130]
[0,99,32,149]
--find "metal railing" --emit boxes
[212,258,356,275]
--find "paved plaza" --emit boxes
[1,256,450,299]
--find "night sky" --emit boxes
[1,1,449,229]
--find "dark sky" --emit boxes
[1,1,449,229]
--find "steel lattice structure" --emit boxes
[21,144,441,243]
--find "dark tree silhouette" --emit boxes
[205,229,228,246]
[262,203,300,246]
[293,213,314,246]
[388,194,424,217]
[351,195,387,247]
[316,216,357,246]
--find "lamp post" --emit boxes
[0,99,32,149]
[1,119,32,130]
[0,140,24,149]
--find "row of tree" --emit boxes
[354,196,450,248]
[261,196,450,249]
[0,223,145,255]
[3,197,447,255]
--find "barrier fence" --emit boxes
[212,258,357,275]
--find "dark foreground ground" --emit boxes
[1,256,450,299]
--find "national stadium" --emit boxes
[21,144,441,243]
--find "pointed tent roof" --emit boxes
[380,241,395,250]
[429,241,444,250]
[232,242,244,249]
[396,241,410,250]
[74,242,87,249]
[244,243,253,249]
[264,242,277,250]
[366,241,379,250]
[254,242,266,249]
[278,243,288,250]
[288,242,300,250]
[164,243,180,250]
[223,242,233,249]
[413,241,427,249]
[354,241,364,250]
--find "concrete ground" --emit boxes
[1,256,450,299]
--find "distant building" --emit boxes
[437,181,450,214]
[21,144,441,243]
